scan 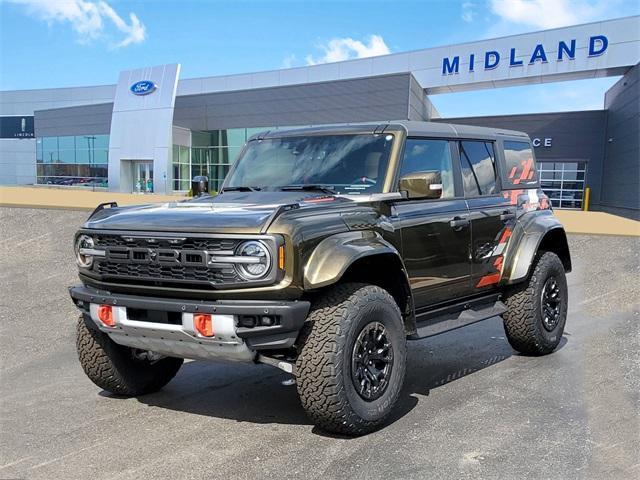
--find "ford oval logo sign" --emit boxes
[130,80,156,95]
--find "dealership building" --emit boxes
[1,15,639,218]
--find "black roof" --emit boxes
[251,120,529,141]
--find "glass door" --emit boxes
[539,161,587,209]
[133,161,154,193]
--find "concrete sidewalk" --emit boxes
[553,210,640,237]
[0,186,183,210]
[1,186,638,236]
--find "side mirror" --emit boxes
[191,175,209,196]
[398,171,443,200]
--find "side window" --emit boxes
[399,139,455,199]
[459,141,497,196]
[503,141,538,187]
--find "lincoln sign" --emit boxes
[442,35,609,75]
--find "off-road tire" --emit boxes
[295,283,407,436]
[503,251,568,355]
[76,316,183,396]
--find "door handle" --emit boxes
[449,216,470,231]
[500,211,516,222]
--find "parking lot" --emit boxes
[1,206,638,480]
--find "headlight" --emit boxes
[75,234,95,268]
[235,240,271,280]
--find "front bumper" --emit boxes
[69,285,310,362]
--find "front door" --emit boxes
[133,161,154,193]
[393,138,472,309]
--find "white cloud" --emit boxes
[305,35,390,65]
[489,0,608,29]
[6,0,146,48]
[281,54,297,69]
[462,2,476,23]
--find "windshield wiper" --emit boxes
[221,186,262,193]
[279,184,337,195]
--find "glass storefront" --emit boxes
[36,134,109,187]
[172,127,271,192]
[539,161,587,209]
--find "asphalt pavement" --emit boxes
[1,207,638,480]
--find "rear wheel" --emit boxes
[503,251,568,355]
[76,316,183,396]
[295,283,407,436]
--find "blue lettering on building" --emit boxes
[509,48,523,67]
[529,44,548,64]
[589,35,608,56]
[441,35,608,75]
[484,51,500,69]
[442,56,460,75]
[558,40,576,60]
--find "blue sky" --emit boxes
[0,0,638,117]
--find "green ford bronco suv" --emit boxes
[70,122,571,435]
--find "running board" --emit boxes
[410,299,507,339]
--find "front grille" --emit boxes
[95,262,238,283]
[93,234,238,251]
[89,233,256,288]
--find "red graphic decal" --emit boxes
[503,189,523,205]
[498,227,512,244]
[304,196,336,204]
[476,270,501,288]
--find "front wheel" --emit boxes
[295,283,407,436]
[503,251,568,355]
[76,316,183,396]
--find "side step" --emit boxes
[410,299,507,340]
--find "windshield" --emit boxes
[224,133,395,194]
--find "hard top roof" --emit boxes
[251,120,529,141]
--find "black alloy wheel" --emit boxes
[351,321,394,401]
[541,276,562,331]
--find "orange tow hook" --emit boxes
[194,313,214,337]
[97,305,115,327]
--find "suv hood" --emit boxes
[83,191,352,234]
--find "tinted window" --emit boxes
[503,141,538,187]
[400,139,454,198]
[459,141,497,196]
[226,134,395,194]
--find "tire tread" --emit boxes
[503,251,567,355]
[76,316,182,396]
[295,283,405,435]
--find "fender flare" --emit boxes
[303,230,405,290]
[503,213,571,284]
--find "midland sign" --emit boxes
[410,16,640,93]
[442,35,608,75]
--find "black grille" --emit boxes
[94,235,238,251]
[92,234,244,287]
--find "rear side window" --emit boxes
[459,141,497,196]
[503,141,538,187]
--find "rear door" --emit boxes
[457,140,515,290]
[392,138,472,308]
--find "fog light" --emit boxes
[239,316,256,328]
[97,305,115,327]
[260,316,275,326]
[194,313,214,337]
